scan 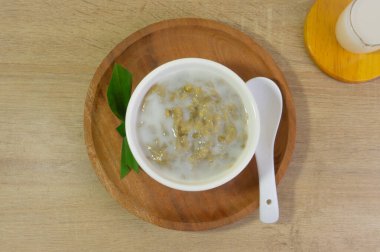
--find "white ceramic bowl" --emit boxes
[125,58,260,191]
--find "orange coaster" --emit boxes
[304,0,380,83]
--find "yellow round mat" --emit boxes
[304,0,380,83]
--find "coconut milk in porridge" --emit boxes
[137,68,248,183]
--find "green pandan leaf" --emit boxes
[120,138,131,178]
[107,63,132,121]
[107,63,139,178]
[116,121,126,137]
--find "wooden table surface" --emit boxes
[1,0,379,251]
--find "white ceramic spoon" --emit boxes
[247,77,283,223]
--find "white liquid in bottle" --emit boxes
[335,0,380,54]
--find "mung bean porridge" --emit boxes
[137,68,248,183]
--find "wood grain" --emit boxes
[304,0,380,83]
[1,0,380,251]
[83,18,296,231]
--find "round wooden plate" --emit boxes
[84,18,296,231]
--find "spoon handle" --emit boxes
[256,152,279,223]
